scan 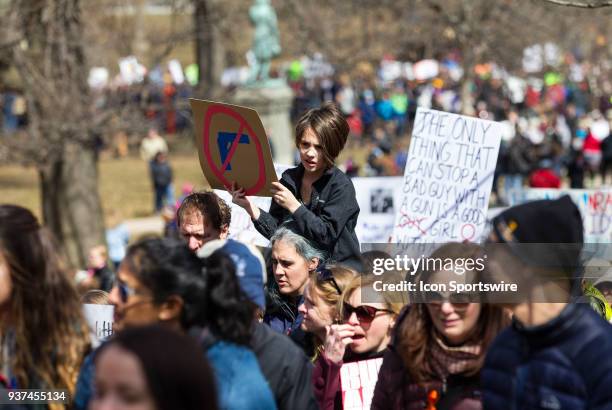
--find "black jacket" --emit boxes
[482,303,612,410]
[253,164,360,264]
[251,322,318,410]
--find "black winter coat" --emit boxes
[253,164,360,264]
[482,303,612,410]
[251,322,318,410]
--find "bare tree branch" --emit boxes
[538,0,612,7]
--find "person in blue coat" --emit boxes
[74,238,276,410]
[482,196,612,409]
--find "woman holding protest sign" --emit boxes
[229,102,361,267]
[265,227,325,350]
[314,273,406,410]
[298,265,357,357]
[371,242,509,410]
[0,205,90,401]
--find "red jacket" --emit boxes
[529,169,561,188]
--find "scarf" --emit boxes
[429,333,481,380]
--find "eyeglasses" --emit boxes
[342,302,393,326]
[317,266,342,295]
[115,279,137,303]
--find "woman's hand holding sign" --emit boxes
[270,182,301,214]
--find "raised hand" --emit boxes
[270,182,301,213]
[323,324,355,364]
[226,182,260,220]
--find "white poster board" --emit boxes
[391,108,502,243]
[340,358,383,410]
[508,188,612,244]
[214,164,291,247]
[353,177,403,243]
[118,56,145,85]
[83,304,114,348]
[168,59,185,85]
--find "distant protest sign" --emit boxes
[340,358,383,410]
[353,177,403,243]
[190,99,278,197]
[215,164,291,246]
[391,108,502,243]
[83,304,114,348]
[508,188,612,244]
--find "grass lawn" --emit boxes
[0,140,372,223]
[0,152,209,221]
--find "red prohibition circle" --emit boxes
[202,105,266,196]
[461,223,476,241]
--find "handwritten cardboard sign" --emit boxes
[190,99,278,197]
[83,304,114,348]
[508,188,612,244]
[391,107,502,243]
[340,358,383,410]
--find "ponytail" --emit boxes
[200,251,254,346]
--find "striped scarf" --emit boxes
[429,333,481,379]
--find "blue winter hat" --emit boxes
[197,239,267,310]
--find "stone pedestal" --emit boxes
[231,82,295,166]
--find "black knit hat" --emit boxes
[490,195,584,279]
[492,195,583,244]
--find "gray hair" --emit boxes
[270,227,325,264]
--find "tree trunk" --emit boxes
[460,61,475,116]
[194,0,225,98]
[7,0,107,268]
[40,142,105,268]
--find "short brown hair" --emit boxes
[295,102,349,167]
[177,191,231,231]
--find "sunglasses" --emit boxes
[115,279,137,303]
[342,302,393,325]
[427,291,473,306]
[317,266,342,295]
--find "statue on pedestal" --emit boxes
[248,0,281,85]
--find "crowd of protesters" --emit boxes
[1,103,611,410]
[287,56,612,205]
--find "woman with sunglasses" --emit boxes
[265,227,325,350]
[0,205,90,407]
[298,265,357,358]
[314,274,406,410]
[372,243,510,410]
[74,237,276,410]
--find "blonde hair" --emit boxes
[341,272,407,318]
[308,265,358,360]
[89,245,108,260]
[308,265,358,323]
[81,290,110,305]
